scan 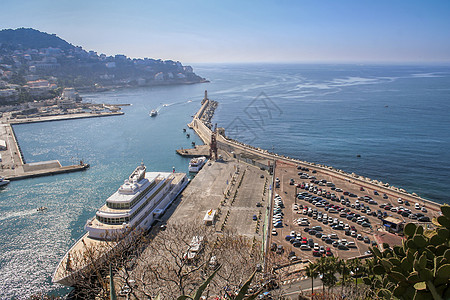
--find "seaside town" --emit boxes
[1,8,450,300]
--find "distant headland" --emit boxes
[0,28,208,106]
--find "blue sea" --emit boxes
[1,63,449,298]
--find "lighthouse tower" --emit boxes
[202,90,209,104]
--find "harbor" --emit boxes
[171,91,444,281]
[0,110,123,181]
[104,90,446,297]
[1,64,449,299]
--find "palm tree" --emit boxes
[323,256,338,295]
[315,256,329,294]
[305,262,319,299]
[337,258,350,294]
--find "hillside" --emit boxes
[0,28,206,105]
[0,28,74,50]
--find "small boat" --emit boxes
[37,206,48,212]
[0,176,10,187]
[189,156,207,173]
[150,110,157,117]
[192,141,196,146]
[186,133,190,138]
[183,128,186,132]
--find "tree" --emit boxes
[321,256,338,295]
[348,257,363,288]
[122,224,262,299]
[305,262,319,299]
[315,256,329,294]
[336,259,350,294]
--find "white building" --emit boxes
[0,139,7,150]
[154,72,164,81]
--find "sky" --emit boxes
[2,0,450,63]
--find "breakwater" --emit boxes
[188,96,443,212]
[9,111,123,125]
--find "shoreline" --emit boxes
[75,79,210,93]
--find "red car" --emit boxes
[326,247,333,256]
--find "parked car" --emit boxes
[418,216,431,222]
[338,244,349,250]
[347,241,357,248]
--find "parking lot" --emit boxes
[268,160,440,262]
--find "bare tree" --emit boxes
[63,223,265,299]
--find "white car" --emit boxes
[347,241,357,248]
[397,198,403,204]
[415,203,420,209]
[271,230,277,235]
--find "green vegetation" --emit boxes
[0,28,74,50]
[364,204,450,300]
[301,206,449,299]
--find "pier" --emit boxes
[8,111,123,125]
[185,93,443,213]
[175,91,443,279]
[175,144,210,157]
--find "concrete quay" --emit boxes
[175,144,210,157]
[168,156,269,240]
[8,111,123,125]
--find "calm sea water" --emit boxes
[1,64,449,298]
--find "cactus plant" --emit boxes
[364,204,450,300]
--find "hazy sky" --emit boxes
[2,0,450,63]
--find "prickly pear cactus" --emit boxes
[364,204,450,300]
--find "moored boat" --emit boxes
[188,156,206,173]
[0,176,10,187]
[150,109,157,117]
[52,162,188,286]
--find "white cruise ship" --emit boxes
[52,163,188,286]
[188,156,207,173]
